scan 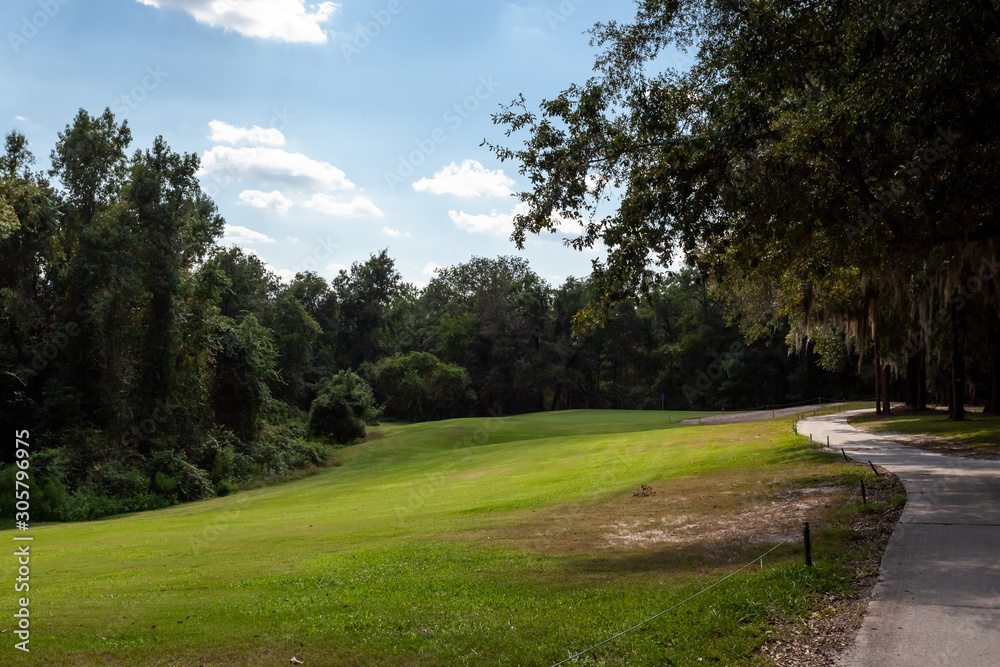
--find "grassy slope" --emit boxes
[2,409,880,666]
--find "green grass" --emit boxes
[849,407,1000,455]
[2,409,888,666]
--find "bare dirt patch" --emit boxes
[463,463,904,666]
[601,485,842,551]
[470,470,852,561]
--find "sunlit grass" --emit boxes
[849,407,1000,455]
[2,409,889,666]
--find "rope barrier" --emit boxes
[548,539,794,666]
[547,433,869,666]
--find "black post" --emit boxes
[869,461,881,477]
[803,522,813,567]
[861,479,867,504]
[842,448,849,462]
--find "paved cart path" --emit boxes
[679,403,844,425]
[799,411,1000,667]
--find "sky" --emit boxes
[2,0,690,288]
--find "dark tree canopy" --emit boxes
[489,0,1000,419]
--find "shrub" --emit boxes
[82,462,150,500]
[215,479,239,497]
[63,490,168,521]
[373,352,475,422]
[147,451,215,502]
[309,371,379,444]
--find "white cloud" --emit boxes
[499,4,548,39]
[222,224,276,245]
[209,120,285,147]
[448,207,515,236]
[286,236,300,243]
[413,159,515,198]
[243,249,294,283]
[422,262,446,277]
[552,212,585,235]
[14,115,27,122]
[238,189,294,215]
[448,201,530,236]
[273,267,297,282]
[326,262,348,274]
[304,193,383,218]
[382,227,411,238]
[449,201,585,236]
[137,0,339,44]
[199,146,354,192]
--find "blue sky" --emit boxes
[3,0,689,287]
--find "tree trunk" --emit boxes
[882,362,893,415]
[917,353,928,411]
[874,345,882,415]
[985,343,999,415]
[905,353,919,409]
[945,363,954,413]
[950,301,966,421]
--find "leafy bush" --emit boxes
[215,479,239,497]
[82,462,151,500]
[35,478,69,520]
[211,314,278,442]
[186,427,240,484]
[62,490,168,522]
[373,352,475,422]
[309,371,380,444]
[38,424,108,479]
[147,451,215,502]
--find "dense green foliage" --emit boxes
[490,0,1000,420]
[371,352,474,422]
[0,109,870,521]
[309,371,379,444]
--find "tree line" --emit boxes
[487,0,1000,422]
[0,109,877,521]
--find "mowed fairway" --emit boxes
[3,410,870,666]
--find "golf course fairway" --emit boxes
[2,409,882,665]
